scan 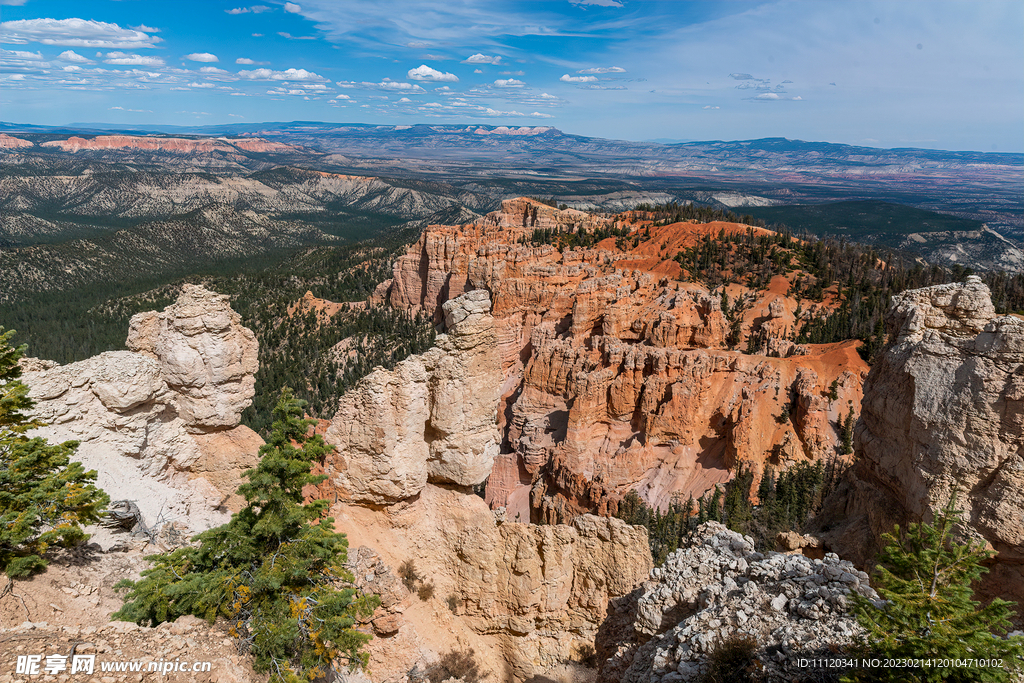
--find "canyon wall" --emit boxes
[813,276,1024,605]
[314,289,653,682]
[386,198,867,521]
[21,284,263,530]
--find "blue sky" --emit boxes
[1,0,1022,151]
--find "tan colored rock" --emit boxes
[127,284,258,429]
[22,285,263,532]
[321,290,500,503]
[813,276,1024,609]
[327,484,651,682]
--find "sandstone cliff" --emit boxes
[320,289,500,503]
[21,285,263,530]
[812,276,1024,607]
[387,198,867,521]
[312,288,652,681]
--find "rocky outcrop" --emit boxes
[387,198,868,521]
[0,133,33,149]
[327,484,651,682]
[22,285,262,532]
[813,276,1024,607]
[321,289,500,504]
[33,134,292,155]
[602,523,876,683]
[126,284,258,429]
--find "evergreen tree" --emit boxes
[0,327,109,579]
[114,388,378,683]
[846,496,1024,682]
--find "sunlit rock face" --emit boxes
[813,276,1024,610]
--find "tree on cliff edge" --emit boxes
[845,495,1024,683]
[114,388,378,683]
[0,327,109,580]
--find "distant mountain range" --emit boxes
[1,121,1020,277]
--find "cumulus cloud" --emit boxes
[237,67,328,81]
[577,66,625,74]
[749,93,803,101]
[187,81,216,88]
[407,64,458,82]
[236,57,255,64]
[0,18,163,49]
[473,68,482,74]
[559,74,596,82]
[226,5,271,14]
[199,66,230,74]
[494,78,524,87]
[57,49,91,62]
[103,52,165,66]
[397,97,412,102]
[463,53,500,64]
[284,2,301,12]
[182,52,218,62]
[130,24,160,33]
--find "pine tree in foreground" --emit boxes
[0,327,109,579]
[845,495,1024,682]
[114,388,378,683]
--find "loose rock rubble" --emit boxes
[604,522,877,683]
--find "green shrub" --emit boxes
[0,327,108,579]
[113,388,378,683]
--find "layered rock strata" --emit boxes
[326,484,652,682]
[386,198,867,520]
[813,276,1024,607]
[21,285,262,530]
[603,523,876,683]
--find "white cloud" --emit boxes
[494,78,524,87]
[703,105,720,109]
[500,70,525,76]
[278,32,316,40]
[57,49,91,63]
[473,68,482,74]
[199,66,229,74]
[407,64,458,82]
[0,19,162,49]
[184,52,219,62]
[188,82,216,88]
[237,67,328,81]
[284,2,302,13]
[569,0,623,6]
[559,74,597,82]
[1,48,43,60]
[540,92,558,99]
[109,106,152,112]
[480,107,553,118]
[226,5,271,14]
[235,57,265,65]
[0,0,29,5]
[397,97,412,102]
[129,24,160,33]
[463,53,500,65]
[103,52,165,66]
[577,66,624,74]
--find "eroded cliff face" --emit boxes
[21,285,263,530]
[813,276,1024,606]
[387,198,867,521]
[312,289,652,681]
[320,289,500,503]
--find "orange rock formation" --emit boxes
[386,198,867,521]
